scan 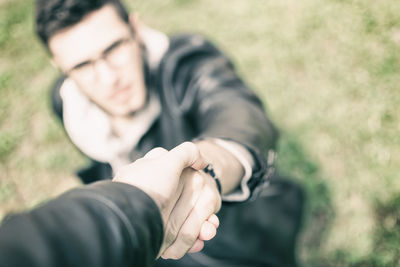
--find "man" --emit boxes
[0,142,220,267]
[35,0,304,266]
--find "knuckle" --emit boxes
[192,171,205,188]
[162,247,185,260]
[172,251,185,260]
[165,251,182,260]
[213,191,221,204]
[180,230,197,246]
[203,190,221,211]
[182,141,200,156]
[151,147,168,154]
[204,187,218,203]
[184,170,205,189]
[182,141,196,150]
[154,146,168,152]
[161,250,172,260]
[164,228,178,246]
[166,221,180,239]
[205,196,217,209]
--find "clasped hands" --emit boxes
[113,142,222,259]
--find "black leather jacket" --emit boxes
[0,181,163,267]
[51,34,278,196]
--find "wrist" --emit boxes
[203,164,222,195]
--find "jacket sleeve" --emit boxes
[159,34,279,198]
[0,181,163,267]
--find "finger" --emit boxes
[163,142,208,171]
[207,214,220,228]
[198,220,217,241]
[187,239,204,254]
[143,147,168,159]
[162,239,204,258]
[159,169,204,254]
[162,184,220,259]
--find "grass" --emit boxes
[1,0,400,265]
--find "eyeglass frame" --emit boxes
[63,33,137,79]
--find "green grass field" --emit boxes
[1,0,399,265]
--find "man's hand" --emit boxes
[155,139,248,259]
[160,168,222,259]
[112,142,220,259]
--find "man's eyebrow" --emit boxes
[71,60,92,70]
[103,38,125,54]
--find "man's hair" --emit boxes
[35,0,130,47]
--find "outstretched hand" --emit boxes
[113,142,220,259]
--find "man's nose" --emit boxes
[94,59,118,86]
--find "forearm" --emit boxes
[195,139,244,195]
[194,94,278,200]
[0,181,163,267]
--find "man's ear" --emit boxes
[129,13,142,41]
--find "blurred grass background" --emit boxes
[1,0,399,265]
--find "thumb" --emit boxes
[144,147,168,159]
[163,142,208,172]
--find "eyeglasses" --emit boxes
[64,36,135,80]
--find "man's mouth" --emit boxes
[109,86,132,103]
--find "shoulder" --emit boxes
[158,33,234,81]
[169,33,215,49]
[165,33,226,62]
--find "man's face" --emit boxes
[49,5,146,117]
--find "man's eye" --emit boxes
[73,61,91,71]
